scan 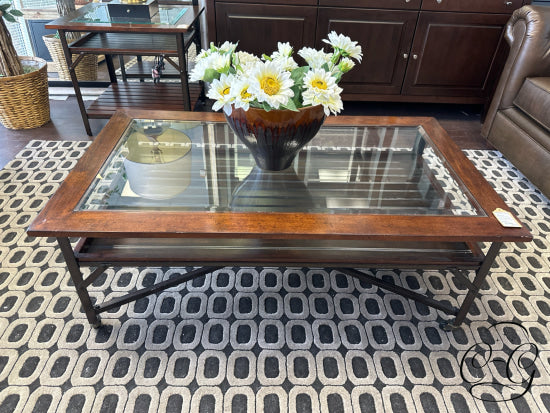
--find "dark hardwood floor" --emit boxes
[0,85,493,170]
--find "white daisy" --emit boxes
[297,47,333,69]
[271,42,293,59]
[189,57,211,82]
[272,56,298,72]
[195,48,211,61]
[231,77,255,111]
[207,73,236,115]
[302,70,343,116]
[235,51,261,72]
[207,52,232,72]
[303,88,343,116]
[189,52,232,82]
[248,61,295,109]
[303,69,338,94]
[218,41,238,53]
[338,57,356,73]
[323,31,363,62]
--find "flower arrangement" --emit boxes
[189,32,362,116]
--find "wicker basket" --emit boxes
[43,34,98,81]
[0,56,51,130]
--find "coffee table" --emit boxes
[27,109,532,329]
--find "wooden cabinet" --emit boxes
[316,8,417,95]
[402,12,511,99]
[205,0,531,105]
[214,3,316,57]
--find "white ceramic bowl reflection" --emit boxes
[124,128,192,200]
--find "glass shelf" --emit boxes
[70,4,188,25]
[77,119,484,217]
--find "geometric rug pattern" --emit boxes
[1,140,550,412]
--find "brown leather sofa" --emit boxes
[481,5,550,198]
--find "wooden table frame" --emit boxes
[28,110,532,329]
[45,2,204,136]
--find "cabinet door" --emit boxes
[319,0,421,9]
[402,12,510,98]
[215,3,317,57]
[421,0,523,13]
[317,8,417,95]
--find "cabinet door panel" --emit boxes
[403,12,509,97]
[216,0,317,4]
[319,0,421,10]
[421,0,523,13]
[215,3,317,57]
[317,8,417,95]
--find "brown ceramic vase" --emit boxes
[225,105,326,171]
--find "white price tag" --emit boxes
[492,208,522,228]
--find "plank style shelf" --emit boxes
[71,32,196,55]
[86,83,203,118]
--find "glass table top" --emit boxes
[77,118,484,216]
[70,3,188,25]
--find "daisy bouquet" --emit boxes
[189,32,362,116]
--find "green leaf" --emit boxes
[249,100,262,109]
[290,66,309,85]
[290,85,302,105]
[232,53,239,66]
[0,4,11,12]
[261,102,272,111]
[262,54,272,61]
[202,68,220,83]
[282,99,298,111]
[10,9,23,16]
[3,12,15,22]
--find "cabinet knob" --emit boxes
[505,1,513,5]
[436,0,442,3]
[403,53,409,59]
[412,54,418,60]
[405,0,411,3]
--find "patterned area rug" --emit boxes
[1,140,550,413]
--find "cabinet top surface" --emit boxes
[27,110,531,242]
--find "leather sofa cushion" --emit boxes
[488,110,550,197]
[513,77,550,133]
[501,108,550,153]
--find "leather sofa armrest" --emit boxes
[481,5,550,137]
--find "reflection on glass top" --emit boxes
[71,3,187,25]
[77,119,484,216]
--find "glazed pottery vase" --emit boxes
[225,105,326,171]
[231,166,315,211]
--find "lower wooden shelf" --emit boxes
[86,82,203,118]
